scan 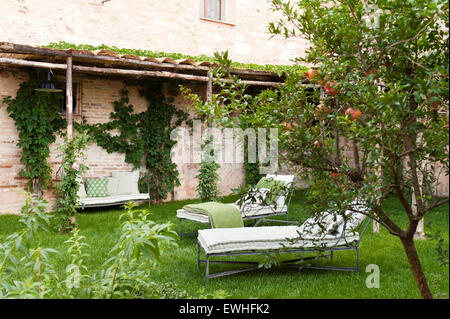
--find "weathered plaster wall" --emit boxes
[0,0,308,66]
[0,71,29,215]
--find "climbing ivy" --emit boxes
[79,81,187,202]
[2,70,66,196]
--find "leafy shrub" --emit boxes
[196,138,221,202]
[149,282,192,299]
[0,197,178,299]
[53,130,90,232]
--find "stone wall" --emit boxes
[0,0,308,66]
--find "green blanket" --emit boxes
[183,202,244,228]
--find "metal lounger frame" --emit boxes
[197,217,371,283]
[178,187,294,239]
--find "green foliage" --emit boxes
[181,51,259,127]
[196,138,221,202]
[78,88,143,166]
[2,70,66,194]
[244,140,262,186]
[181,51,265,185]
[53,131,90,232]
[196,287,230,299]
[79,81,187,202]
[0,198,178,299]
[139,82,188,202]
[182,0,449,298]
[0,193,57,298]
[97,201,178,299]
[149,282,193,299]
[45,41,308,74]
[266,0,449,220]
[428,225,450,267]
[200,0,449,299]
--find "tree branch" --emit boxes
[368,11,440,69]
[342,0,369,70]
[422,198,449,215]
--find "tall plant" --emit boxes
[181,51,270,186]
[139,81,188,202]
[54,130,90,232]
[2,70,65,196]
[196,137,221,202]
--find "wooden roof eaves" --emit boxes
[0,42,285,82]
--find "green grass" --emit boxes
[0,192,448,299]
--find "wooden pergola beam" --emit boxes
[0,57,67,70]
[0,57,284,87]
[0,42,69,57]
[74,64,211,82]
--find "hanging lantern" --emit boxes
[35,70,63,93]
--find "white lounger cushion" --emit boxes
[198,226,359,254]
[177,202,287,223]
[79,193,149,206]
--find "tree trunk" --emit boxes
[400,236,433,299]
[32,178,42,198]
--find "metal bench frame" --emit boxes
[76,178,151,210]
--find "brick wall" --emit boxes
[0,71,245,215]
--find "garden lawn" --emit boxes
[0,191,448,299]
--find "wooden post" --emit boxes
[66,54,73,141]
[206,69,213,103]
[66,53,76,228]
[206,69,213,129]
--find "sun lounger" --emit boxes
[196,199,371,282]
[177,174,295,238]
